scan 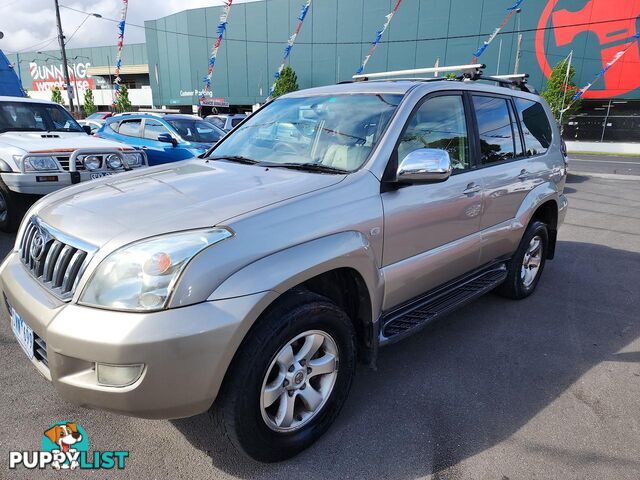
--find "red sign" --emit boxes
[536,0,640,99]
[28,62,95,92]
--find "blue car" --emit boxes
[96,113,226,166]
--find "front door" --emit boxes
[142,119,184,165]
[381,93,484,311]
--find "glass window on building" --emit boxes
[563,100,640,143]
[473,96,515,164]
[514,99,551,155]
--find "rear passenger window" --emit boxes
[118,119,142,137]
[472,96,515,164]
[398,95,470,172]
[514,98,552,155]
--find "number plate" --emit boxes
[9,304,34,360]
[90,172,114,180]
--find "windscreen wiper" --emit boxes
[208,155,260,165]
[263,162,348,174]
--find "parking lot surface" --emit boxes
[1,169,639,479]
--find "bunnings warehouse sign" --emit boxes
[28,62,94,92]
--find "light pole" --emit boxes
[52,0,101,114]
[54,0,75,112]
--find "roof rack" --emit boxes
[351,64,537,94]
[352,64,484,81]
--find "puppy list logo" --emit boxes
[9,421,129,470]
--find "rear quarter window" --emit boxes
[514,98,552,156]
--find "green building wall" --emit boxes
[144,0,640,107]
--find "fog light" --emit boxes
[83,155,101,171]
[96,363,144,387]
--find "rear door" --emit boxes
[472,94,552,264]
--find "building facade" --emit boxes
[7,0,640,141]
[7,43,152,109]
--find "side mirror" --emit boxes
[397,148,452,184]
[157,133,177,147]
[82,125,92,135]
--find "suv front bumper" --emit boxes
[1,171,116,195]
[0,250,275,419]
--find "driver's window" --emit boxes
[144,119,170,140]
[397,95,469,172]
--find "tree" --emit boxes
[272,65,299,98]
[541,58,582,127]
[83,89,97,116]
[115,85,132,113]
[51,87,63,105]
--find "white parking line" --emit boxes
[569,158,640,165]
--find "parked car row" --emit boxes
[0,96,243,230]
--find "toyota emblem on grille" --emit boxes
[30,228,47,262]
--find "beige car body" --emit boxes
[0,80,567,418]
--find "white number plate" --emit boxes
[10,304,33,360]
[90,172,114,180]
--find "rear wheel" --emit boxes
[212,291,356,462]
[497,220,549,299]
[0,180,31,233]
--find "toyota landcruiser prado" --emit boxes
[1,67,567,462]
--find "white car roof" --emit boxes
[0,96,57,105]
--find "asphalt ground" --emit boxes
[568,153,640,176]
[1,166,639,479]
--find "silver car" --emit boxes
[1,67,567,462]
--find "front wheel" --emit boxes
[212,291,356,462]
[496,219,549,299]
[0,180,31,233]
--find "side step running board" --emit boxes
[379,264,508,346]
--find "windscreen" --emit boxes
[0,101,84,133]
[208,94,403,172]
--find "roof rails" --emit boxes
[352,64,484,81]
[352,64,537,94]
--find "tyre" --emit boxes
[212,291,356,462]
[0,179,31,233]
[496,219,549,300]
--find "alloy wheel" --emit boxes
[260,330,339,432]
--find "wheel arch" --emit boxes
[209,231,384,362]
[514,182,560,260]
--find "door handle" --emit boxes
[141,146,149,150]
[518,169,530,180]
[462,183,481,195]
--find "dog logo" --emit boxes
[9,421,129,470]
[536,0,640,99]
[42,422,87,470]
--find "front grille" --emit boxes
[34,333,48,367]
[20,219,91,300]
[56,155,86,171]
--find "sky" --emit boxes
[0,0,254,54]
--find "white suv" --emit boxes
[205,113,247,131]
[0,96,147,231]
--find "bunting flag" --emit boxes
[472,0,524,63]
[269,0,312,97]
[201,0,234,103]
[562,32,640,112]
[356,0,402,75]
[113,0,129,103]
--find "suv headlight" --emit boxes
[17,155,59,172]
[79,228,233,312]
